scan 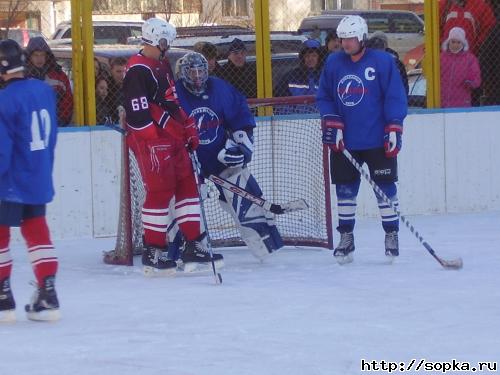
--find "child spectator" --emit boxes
[95,75,111,124]
[440,27,481,108]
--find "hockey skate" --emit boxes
[385,231,399,262]
[25,276,60,322]
[0,278,16,323]
[334,232,355,265]
[180,233,224,273]
[142,246,177,277]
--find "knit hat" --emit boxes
[370,31,388,48]
[442,26,469,52]
[228,38,246,53]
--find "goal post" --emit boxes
[104,96,333,265]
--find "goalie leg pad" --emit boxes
[218,168,284,259]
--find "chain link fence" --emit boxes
[1,1,500,120]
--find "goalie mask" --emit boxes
[179,52,209,96]
[142,18,177,55]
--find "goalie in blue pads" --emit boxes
[168,52,283,260]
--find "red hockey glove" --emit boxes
[149,103,185,140]
[322,115,344,152]
[384,124,403,158]
[183,115,199,151]
[164,82,180,105]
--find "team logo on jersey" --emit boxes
[337,74,365,107]
[191,107,221,145]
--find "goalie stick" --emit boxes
[206,174,308,215]
[342,148,463,270]
[105,120,309,215]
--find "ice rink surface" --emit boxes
[1,211,499,375]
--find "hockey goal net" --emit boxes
[104,96,333,265]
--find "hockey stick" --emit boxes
[103,118,127,135]
[206,174,309,215]
[342,148,463,270]
[190,152,223,285]
[105,122,309,215]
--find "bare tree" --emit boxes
[0,0,31,38]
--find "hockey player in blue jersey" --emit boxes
[0,39,60,322]
[171,52,283,260]
[316,16,408,264]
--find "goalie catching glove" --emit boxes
[217,139,245,168]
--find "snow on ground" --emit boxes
[1,211,499,375]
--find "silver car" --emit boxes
[298,9,424,58]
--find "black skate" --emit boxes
[181,233,224,273]
[0,278,16,323]
[385,231,399,261]
[142,246,177,277]
[25,276,60,322]
[334,232,355,265]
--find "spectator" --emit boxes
[325,29,342,53]
[107,56,127,123]
[439,0,495,55]
[94,58,109,80]
[275,39,323,98]
[218,38,257,98]
[25,36,73,126]
[366,31,409,97]
[440,27,481,108]
[95,75,111,124]
[193,41,223,76]
[479,2,500,105]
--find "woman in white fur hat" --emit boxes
[440,26,481,108]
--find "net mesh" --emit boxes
[104,99,332,265]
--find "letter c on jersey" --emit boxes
[365,67,375,81]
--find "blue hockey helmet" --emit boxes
[0,39,25,75]
[179,52,209,96]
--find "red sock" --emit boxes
[175,176,201,241]
[20,216,58,287]
[0,226,12,281]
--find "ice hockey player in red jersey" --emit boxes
[122,18,223,276]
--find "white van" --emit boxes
[298,9,424,57]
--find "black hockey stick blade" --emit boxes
[269,199,309,215]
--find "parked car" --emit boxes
[51,44,191,85]
[51,20,143,45]
[298,9,424,57]
[0,28,46,47]
[407,68,426,108]
[170,32,307,58]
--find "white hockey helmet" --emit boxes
[141,18,177,50]
[336,15,368,42]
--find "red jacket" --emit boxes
[44,69,73,126]
[439,0,496,55]
[440,50,481,108]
